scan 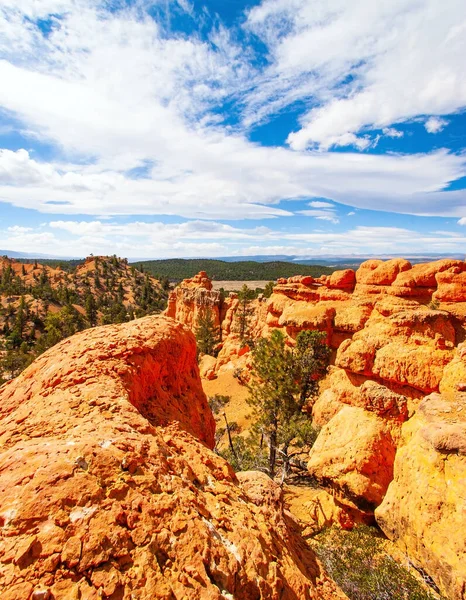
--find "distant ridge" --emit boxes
[0,249,75,259]
[134,258,334,281]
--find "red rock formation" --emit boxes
[434,267,466,302]
[0,316,344,599]
[165,272,222,329]
[166,262,466,598]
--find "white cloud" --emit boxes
[299,208,339,224]
[7,225,33,233]
[425,116,449,134]
[49,220,271,240]
[347,211,356,216]
[308,201,334,208]
[0,0,464,226]
[1,146,466,220]
[383,128,404,138]
[245,0,466,150]
[457,217,466,226]
[3,221,466,258]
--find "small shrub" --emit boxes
[312,526,442,600]
[208,394,230,415]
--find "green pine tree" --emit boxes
[246,329,330,479]
[195,308,220,356]
[85,293,98,327]
[236,284,255,342]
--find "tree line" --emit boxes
[136,258,334,281]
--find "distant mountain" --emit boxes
[214,253,466,268]
[0,249,75,259]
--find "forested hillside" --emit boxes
[136,258,334,281]
[0,255,168,383]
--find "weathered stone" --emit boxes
[376,393,466,600]
[0,316,342,600]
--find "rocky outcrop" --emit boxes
[0,316,343,599]
[308,407,398,512]
[165,271,223,329]
[167,263,466,598]
[376,392,466,600]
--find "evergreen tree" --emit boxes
[195,308,220,356]
[263,281,274,298]
[236,284,255,342]
[85,293,98,327]
[35,305,86,354]
[247,329,330,479]
[9,296,27,348]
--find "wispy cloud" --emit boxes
[244,0,466,150]
[0,0,465,259]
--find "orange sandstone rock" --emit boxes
[0,316,343,600]
[391,259,464,297]
[308,407,398,511]
[165,272,222,330]
[356,258,412,286]
[376,393,466,600]
[327,269,356,290]
[434,267,466,302]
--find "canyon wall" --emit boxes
[168,259,466,599]
[0,315,344,600]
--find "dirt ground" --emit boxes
[202,370,253,441]
[211,280,271,291]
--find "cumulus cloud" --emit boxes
[425,116,449,133]
[0,0,465,231]
[383,128,404,138]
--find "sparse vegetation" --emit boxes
[195,308,220,356]
[236,284,256,343]
[312,526,442,600]
[427,299,441,310]
[0,256,168,382]
[219,329,329,481]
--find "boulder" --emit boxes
[308,407,398,511]
[327,269,356,290]
[356,258,412,286]
[434,268,466,302]
[373,342,452,393]
[391,259,464,297]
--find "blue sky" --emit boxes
[1,0,466,259]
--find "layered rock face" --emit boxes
[0,316,343,599]
[165,271,223,329]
